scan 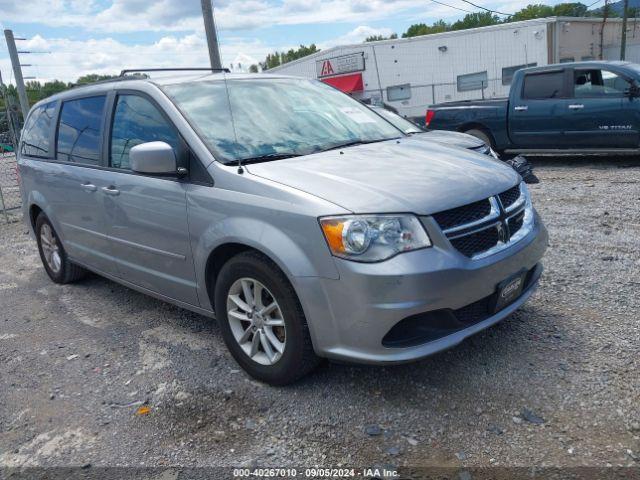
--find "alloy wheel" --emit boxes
[40,224,62,273]
[226,277,286,365]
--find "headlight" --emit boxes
[319,214,431,262]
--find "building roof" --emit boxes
[268,16,624,72]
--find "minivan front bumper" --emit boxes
[292,212,548,364]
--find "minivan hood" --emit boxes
[419,130,485,149]
[246,138,519,215]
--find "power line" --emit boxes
[457,0,513,16]
[430,0,476,15]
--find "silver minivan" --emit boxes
[19,70,548,385]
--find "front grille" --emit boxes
[432,199,491,231]
[454,295,493,324]
[509,211,525,236]
[430,182,529,259]
[450,226,499,257]
[499,185,521,209]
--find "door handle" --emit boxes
[101,186,120,196]
[568,104,584,110]
[514,106,528,111]
[80,182,97,192]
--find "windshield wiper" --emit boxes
[319,138,399,153]
[231,152,302,165]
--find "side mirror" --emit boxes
[129,141,177,174]
[626,82,640,98]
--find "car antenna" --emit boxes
[221,73,244,174]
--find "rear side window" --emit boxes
[21,101,56,158]
[522,71,565,99]
[56,96,106,165]
[110,94,180,170]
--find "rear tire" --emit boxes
[214,251,321,385]
[35,213,87,284]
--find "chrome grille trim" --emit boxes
[432,182,534,260]
[442,197,500,236]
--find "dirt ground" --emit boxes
[1,157,639,478]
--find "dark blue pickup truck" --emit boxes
[426,61,640,155]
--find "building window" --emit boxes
[559,57,575,63]
[502,63,537,85]
[457,71,488,92]
[581,55,595,61]
[387,84,411,101]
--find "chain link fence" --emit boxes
[0,86,22,225]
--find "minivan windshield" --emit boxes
[162,78,402,164]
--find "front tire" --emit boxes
[35,213,87,284]
[214,251,321,385]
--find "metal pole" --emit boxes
[599,0,609,60]
[621,0,629,60]
[4,30,29,119]
[201,0,222,70]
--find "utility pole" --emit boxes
[200,0,222,70]
[599,0,609,60]
[621,0,630,60]
[4,29,30,119]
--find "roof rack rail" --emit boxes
[119,67,230,76]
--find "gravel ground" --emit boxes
[1,157,639,476]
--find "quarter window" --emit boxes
[522,71,565,99]
[457,71,488,92]
[110,95,179,170]
[56,96,106,165]
[20,101,56,158]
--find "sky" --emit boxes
[0,0,571,84]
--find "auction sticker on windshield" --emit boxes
[340,107,377,124]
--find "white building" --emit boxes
[268,17,640,120]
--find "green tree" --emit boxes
[552,2,588,16]
[249,64,259,73]
[365,33,398,42]
[451,12,499,30]
[75,73,116,85]
[508,4,554,22]
[260,44,319,70]
[402,20,448,38]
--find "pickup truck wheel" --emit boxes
[214,251,321,385]
[465,129,494,151]
[35,213,87,284]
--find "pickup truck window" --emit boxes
[574,69,629,98]
[522,71,564,99]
